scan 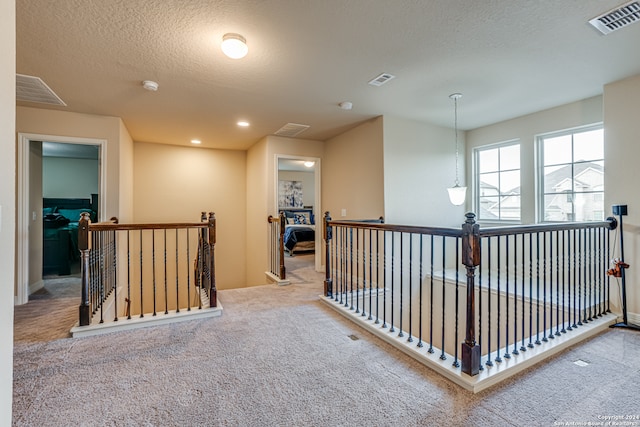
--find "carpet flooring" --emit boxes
[12,257,640,426]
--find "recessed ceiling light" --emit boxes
[237,121,250,127]
[304,161,315,168]
[191,139,201,144]
[222,33,248,59]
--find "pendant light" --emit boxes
[447,93,467,206]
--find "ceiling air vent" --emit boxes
[368,73,395,87]
[16,74,66,106]
[274,123,310,138]
[589,0,640,35]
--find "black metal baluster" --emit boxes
[440,236,446,361]
[496,236,502,363]
[356,228,360,314]
[588,228,594,321]
[535,232,541,345]
[428,235,434,354]
[521,234,527,352]
[397,232,404,336]
[478,238,484,370]
[528,233,534,348]
[504,235,511,359]
[390,231,395,333]
[350,227,354,311]
[174,229,179,313]
[164,229,168,315]
[453,237,460,367]
[486,237,493,366]
[368,228,373,320]
[418,234,424,348]
[571,229,577,328]
[606,226,611,313]
[152,229,157,316]
[186,229,191,311]
[408,233,414,342]
[127,230,131,319]
[512,234,519,356]
[375,229,380,324]
[561,230,566,333]
[139,230,144,318]
[542,232,548,342]
[555,230,561,336]
[578,229,583,326]
[382,230,388,328]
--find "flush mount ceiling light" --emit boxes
[221,33,248,59]
[142,80,159,91]
[190,139,201,145]
[447,93,467,206]
[304,161,315,168]
[237,121,250,127]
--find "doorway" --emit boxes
[17,133,106,305]
[275,155,322,276]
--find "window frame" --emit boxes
[536,123,604,223]
[473,139,521,223]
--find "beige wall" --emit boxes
[466,96,603,225]
[16,107,127,219]
[118,120,134,222]
[323,117,384,221]
[133,141,247,289]
[246,137,269,286]
[604,75,640,320]
[383,115,466,227]
[1,0,15,420]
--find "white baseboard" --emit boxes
[28,280,44,295]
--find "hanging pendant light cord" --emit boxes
[452,94,460,186]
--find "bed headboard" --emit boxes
[43,195,98,221]
[281,207,315,225]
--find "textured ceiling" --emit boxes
[16,0,640,150]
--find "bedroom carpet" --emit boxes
[12,267,640,426]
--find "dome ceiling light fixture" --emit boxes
[221,33,248,59]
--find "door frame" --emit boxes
[274,154,322,271]
[16,132,107,305]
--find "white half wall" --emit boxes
[0,0,15,421]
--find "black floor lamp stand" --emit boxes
[610,205,640,331]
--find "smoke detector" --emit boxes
[142,80,159,91]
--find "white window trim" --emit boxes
[473,139,521,224]
[535,123,604,223]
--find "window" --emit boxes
[475,141,521,221]
[538,125,604,222]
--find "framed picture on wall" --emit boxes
[278,180,303,208]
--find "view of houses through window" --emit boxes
[539,125,604,222]
[475,141,521,221]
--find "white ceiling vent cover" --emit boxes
[16,74,66,106]
[274,123,310,138]
[368,73,396,87]
[589,1,640,35]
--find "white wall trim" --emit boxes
[16,133,107,305]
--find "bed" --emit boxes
[281,208,315,255]
[43,196,98,275]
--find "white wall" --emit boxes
[43,157,99,198]
[603,75,640,320]
[466,96,603,225]
[0,0,15,421]
[383,116,466,227]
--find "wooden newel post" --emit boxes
[461,212,481,376]
[208,212,217,308]
[78,212,91,326]
[278,211,287,280]
[323,211,333,298]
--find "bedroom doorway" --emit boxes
[276,155,322,276]
[16,133,106,305]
